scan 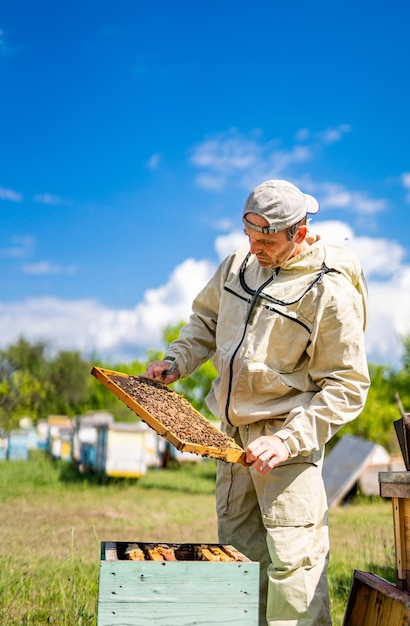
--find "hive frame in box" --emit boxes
[91,366,247,465]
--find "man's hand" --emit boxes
[246,435,290,475]
[144,360,180,384]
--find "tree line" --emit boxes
[1,330,410,454]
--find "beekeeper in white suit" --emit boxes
[146,179,370,626]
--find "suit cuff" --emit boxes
[275,429,299,457]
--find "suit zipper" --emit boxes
[224,270,277,425]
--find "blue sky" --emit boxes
[1,0,410,367]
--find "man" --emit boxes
[145,180,370,625]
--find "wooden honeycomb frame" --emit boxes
[91,367,247,465]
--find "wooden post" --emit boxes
[379,471,410,591]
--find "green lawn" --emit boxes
[0,453,396,625]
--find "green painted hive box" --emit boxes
[97,541,259,626]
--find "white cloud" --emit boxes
[365,268,410,366]
[402,172,410,202]
[190,130,260,190]
[255,146,311,185]
[295,125,351,145]
[0,257,216,362]
[22,261,77,276]
[317,183,387,215]
[191,132,257,171]
[214,217,237,231]
[318,124,351,144]
[313,221,405,278]
[190,129,314,192]
[0,187,23,202]
[195,174,226,191]
[147,153,161,169]
[402,172,410,188]
[214,231,246,261]
[0,235,35,258]
[189,128,388,218]
[0,221,408,369]
[33,193,64,205]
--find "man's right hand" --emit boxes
[246,435,290,475]
[144,360,180,384]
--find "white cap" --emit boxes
[242,180,320,233]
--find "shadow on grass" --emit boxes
[57,460,135,486]
[364,562,396,583]
[137,460,217,495]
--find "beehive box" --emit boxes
[343,570,410,625]
[91,367,247,465]
[97,541,259,625]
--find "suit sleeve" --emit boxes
[275,277,370,457]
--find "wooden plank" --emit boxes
[104,541,118,561]
[378,595,399,626]
[379,471,410,483]
[392,498,407,583]
[362,584,379,626]
[345,580,369,625]
[91,367,247,465]
[352,571,410,607]
[395,498,410,591]
[222,544,252,562]
[383,479,410,594]
[379,471,410,487]
[380,482,410,498]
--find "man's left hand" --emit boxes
[246,435,290,475]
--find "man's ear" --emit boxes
[294,224,308,243]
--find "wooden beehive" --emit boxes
[97,541,259,625]
[343,570,410,625]
[91,367,247,465]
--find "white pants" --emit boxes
[216,421,332,626]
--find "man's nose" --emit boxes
[249,239,263,255]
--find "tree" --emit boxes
[390,336,410,415]
[159,323,217,418]
[87,357,151,421]
[2,337,49,375]
[44,350,91,416]
[0,338,50,429]
[2,330,410,457]
[0,368,47,430]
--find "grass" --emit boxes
[328,495,395,621]
[0,452,396,625]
